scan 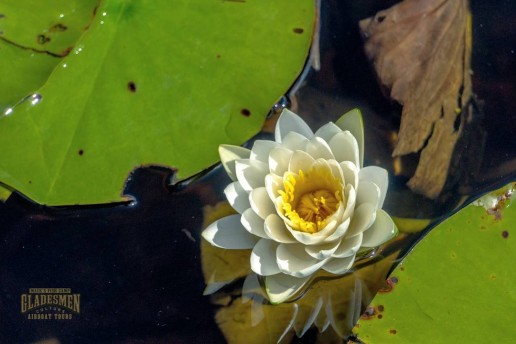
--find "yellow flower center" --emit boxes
[279,164,343,234]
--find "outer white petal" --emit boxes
[224,182,250,214]
[361,209,397,247]
[249,187,276,219]
[277,243,329,278]
[314,121,342,142]
[265,273,310,304]
[359,166,389,209]
[356,180,380,209]
[219,145,251,181]
[275,109,313,142]
[281,131,309,151]
[332,233,363,258]
[335,108,364,167]
[346,202,376,237]
[264,214,297,243]
[240,208,268,238]
[306,136,335,160]
[250,238,281,276]
[269,147,293,176]
[202,214,259,249]
[235,159,268,191]
[305,240,340,259]
[340,161,359,189]
[328,131,360,167]
[241,208,269,238]
[321,255,356,275]
[250,140,279,163]
[288,150,315,174]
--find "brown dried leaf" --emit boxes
[360,0,472,198]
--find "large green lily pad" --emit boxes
[354,183,516,343]
[0,0,314,205]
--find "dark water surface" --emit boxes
[1,1,515,343]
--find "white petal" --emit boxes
[281,131,309,151]
[328,159,344,182]
[285,222,331,246]
[224,182,249,214]
[361,209,397,247]
[241,208,268,238]
[250,140,279,163]
[328,131,360,167]
[335,108,364,167]
[332,233,363,258]
[340,161,359,189]
[235,159,268,191]
[346,203,376,237]
[202,214,259,249]
[288,150,315,173]
[275,109,313,142]
[265,174,283,201]
[305,240,340,259]
[322,255,356,275]
[323,217,350,242]
[277,244,328,278]
[342,184,357,221]
[219,145,251,181]
[300,296,324,336]
[269,147,293,176]
[249,187,276,219]
[265,274,310,304]
[314,122,342,142]
[356,180,380,209]
[264,214,297,243]
[251,239,281,276]
[359,166,389,209]
[306,136,335,160]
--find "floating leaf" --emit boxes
[0,0,98,110]
[354,183,516,343]
[360,0,472,198]
[0,0,314,205]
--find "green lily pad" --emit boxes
[0,0,98,110]
[0,0,314,205]
[355,183,516,343]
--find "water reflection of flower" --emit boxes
[202,109,397,304]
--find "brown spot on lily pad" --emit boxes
[128,81,137,92]
[78,149,84,156]
[502,230,509,239]
[377,305,384,312]
[390,329,397,334]
[240,108,251,117]
[37,34,50,44]
[50,23,68,32]
[293,27,304,34]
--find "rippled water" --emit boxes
[0,1,514,343]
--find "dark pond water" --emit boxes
[0,1,514,343]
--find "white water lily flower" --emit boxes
[202,108,397,303]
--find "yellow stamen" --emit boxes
[279,164,343,233]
